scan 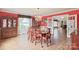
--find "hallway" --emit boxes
[0,28,70,50]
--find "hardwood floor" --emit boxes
[0,28,71,50]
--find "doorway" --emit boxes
[17,17,32,49]
[18,18,32,35]
[67,14,77,38]
[51,15,68,44]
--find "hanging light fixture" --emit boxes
[35,8,42,21]
[37,8,39,10]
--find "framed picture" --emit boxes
[3,19,7,28]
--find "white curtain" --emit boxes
[18,18,32,35]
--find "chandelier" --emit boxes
[35,8,42,21]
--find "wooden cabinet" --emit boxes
[2,28,17,39]
[71,31,79,50]
[0,28,1,40]
[0,16,18,39]
[0,18,1,40]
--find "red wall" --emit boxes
[31,16,35,20]
[42,9,79,18]
[0,11,18,18]
[77,14,79,29]
[42,9,79,29]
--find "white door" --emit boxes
[67,14,77,38]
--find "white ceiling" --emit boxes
[0,8,78,16]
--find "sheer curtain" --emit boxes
[18,18,32,35]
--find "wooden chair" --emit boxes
[41,28,51,48]
[31,28,36,43]
[35,28,42,45]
